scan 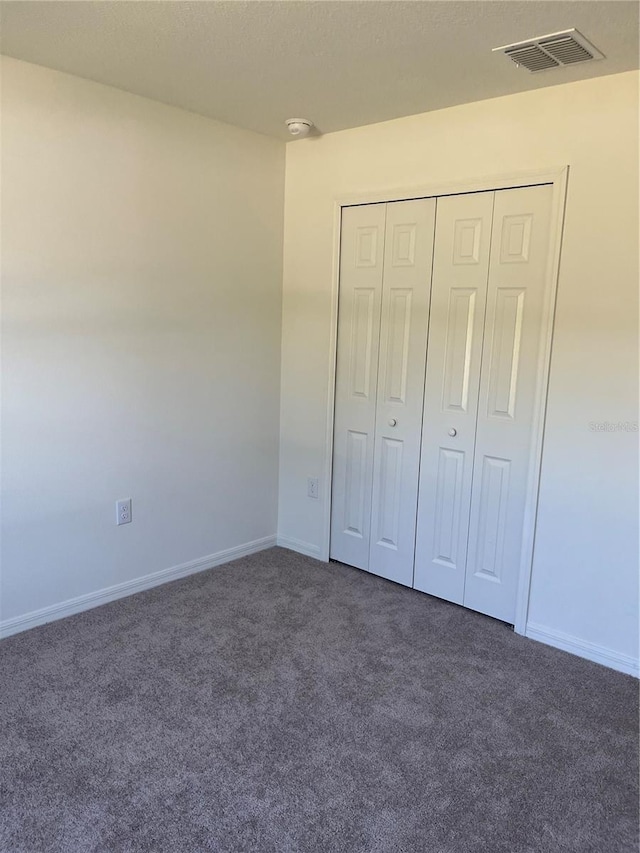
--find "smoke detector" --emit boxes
[285,118,313,138]
[493,29,605,73]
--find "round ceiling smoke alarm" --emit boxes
[285,118,313,138]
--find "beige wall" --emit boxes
[1,57,285,624]
[278,72,639,669]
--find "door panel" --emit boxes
[441,287,478,412]
[375,436,404,548]
[487,288,526,418]
[414,192,494,603]
[474,455,511,581]
[368,198,436,585]
[342,430,369,538]
[431,448,466,568]
[349,288,377,398]
[463,184,553,622]
[383,288,413,404]
[330,204,386,569]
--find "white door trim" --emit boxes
[320,167,569,636]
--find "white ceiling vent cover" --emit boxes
[493,29,605,73]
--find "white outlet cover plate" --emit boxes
[116,498,132,525]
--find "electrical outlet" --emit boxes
[116,498,132,525]
[307,477,319,499]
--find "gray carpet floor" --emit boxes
[1,547,637,853]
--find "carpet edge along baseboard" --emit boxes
[0,535,277,639]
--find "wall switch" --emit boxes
[307,477,319,499]
[116,498,132,525]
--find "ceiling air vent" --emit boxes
[493,29,605,73]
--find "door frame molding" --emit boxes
[321,166,569,635]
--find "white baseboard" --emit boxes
[276,535,323,560]
[526,622,639,678]
[0,535,277,640]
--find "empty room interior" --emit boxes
[1,1,639,851]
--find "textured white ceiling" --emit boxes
[1,1,638,139]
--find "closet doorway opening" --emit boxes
[324,169,568,634]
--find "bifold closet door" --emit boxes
[332,185,553,622]
[463,184,553,622]
[415,184,553,623]
[368,198,436,585]
[331,198,435,581]
[330,203,386,570]
[413,191,494,603]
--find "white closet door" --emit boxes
[413,192,494,602]
[463,184,553,622]
[330,203,386,569]
[368,198,436,585]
